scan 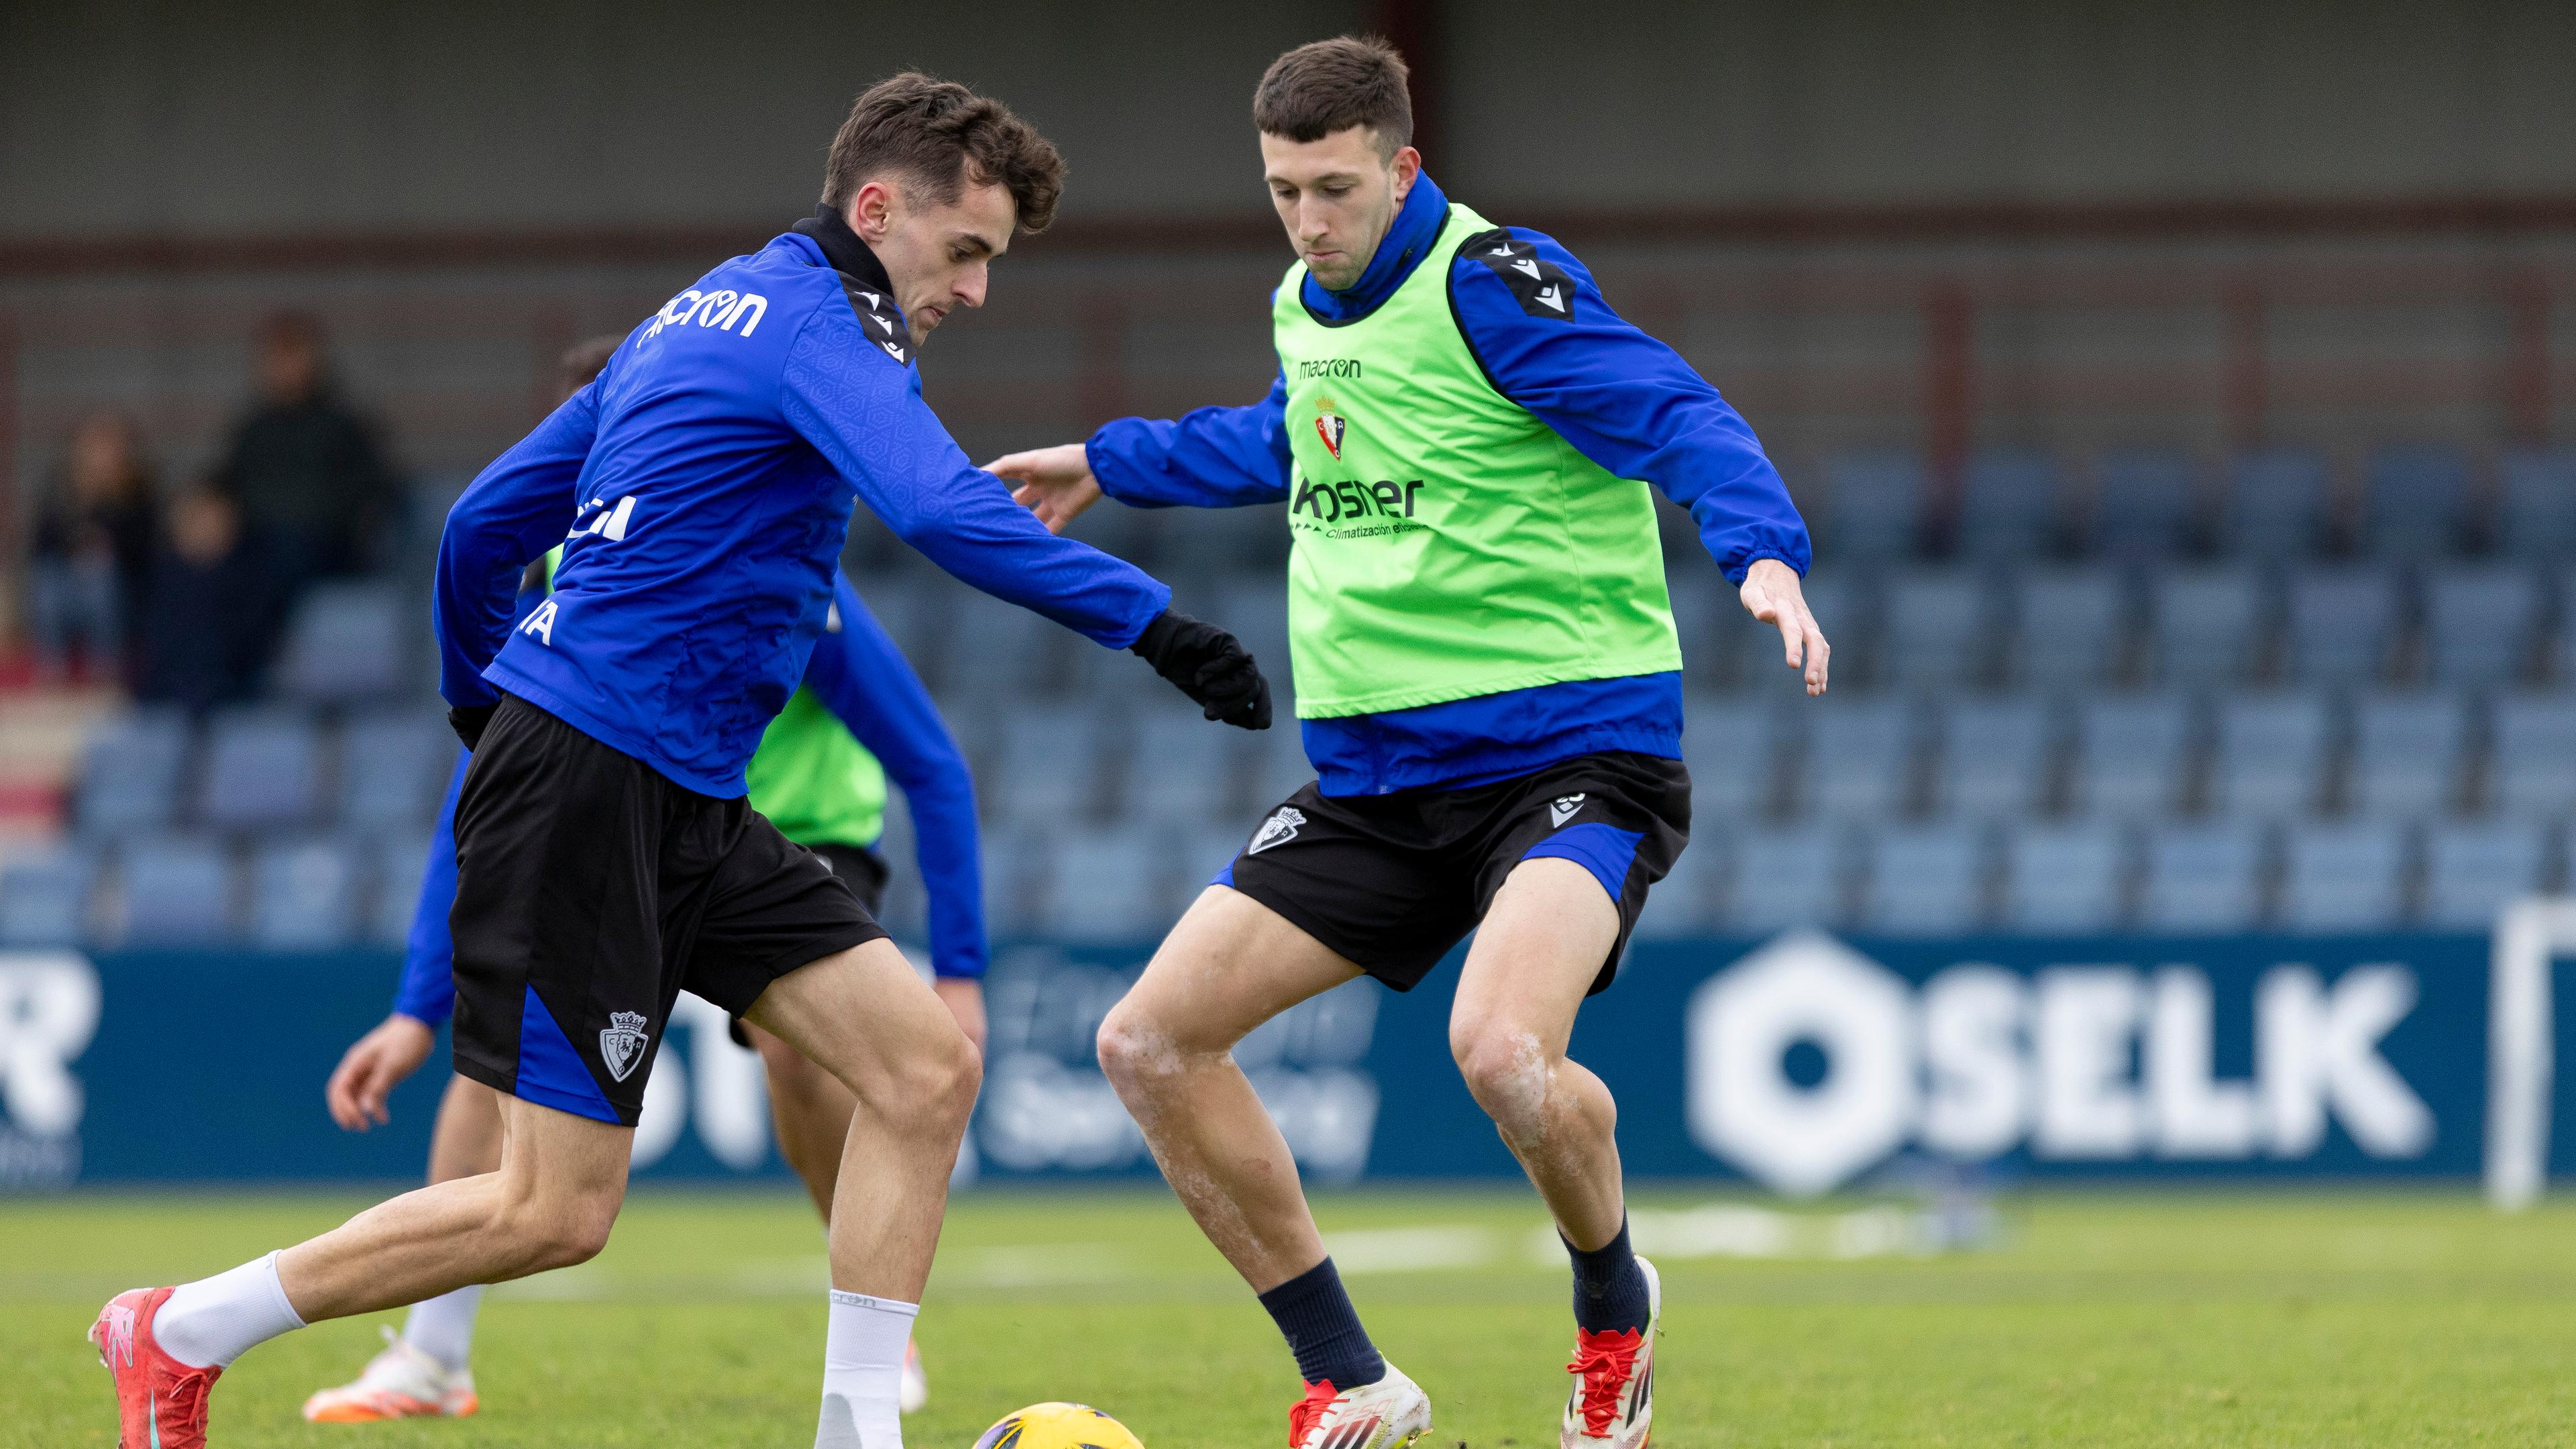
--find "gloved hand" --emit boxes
[1130,610,1272,730]
[447,704,496,749]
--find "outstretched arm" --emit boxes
[1450,231,1827,694]
[987,374,1293,531]
[433,385,596,706]
[800,575,988,982]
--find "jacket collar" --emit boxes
[792,203,896,296]
[1298,171,1449,324]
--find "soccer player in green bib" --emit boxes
[991,36,1829,1449]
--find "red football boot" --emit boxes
[91,1287,221,1449]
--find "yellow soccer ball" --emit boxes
[971,1401,1144,1449]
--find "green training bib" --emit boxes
[1271,201,1680,718]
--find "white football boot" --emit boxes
[1562,1256,1659,1448]
[900,1337,928,1413]
[302,1325,480,1422]
[1288,1360,1432,1449]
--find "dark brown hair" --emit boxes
[820,72,1064,233]
[1253,36,1412,153]
[559,335,621,399]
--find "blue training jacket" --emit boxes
[396,572,991,1023]
[436,208,1171,797]
[1085,173,1811,797]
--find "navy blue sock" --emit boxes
[1256,1257,1386,1390]
[1566,1219,1650,1336]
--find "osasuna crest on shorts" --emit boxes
[599,1012,651,1082]
[1248,806,1307,855]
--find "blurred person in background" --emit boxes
[213,311,404,586]
[135,482,287,711]
[28,412,158,686]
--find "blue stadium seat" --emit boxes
[2362,445,2471,558]
[272,580,409,705]
[1683,698,1793,820]
[2149,568,2267,686]
[2422,822,2552,931]
[2347,693,2472,818]
[1999,822,2131,932]
[1858,824,1991,934]
[2136,822,2269,932]
[2284,568,2400,686]
[938,591,1077,702]
[2089,451,2199,560]
[989,707,1115,824]
[1664,575,1725,680]
[250,838,361,949]
[2208,694,2335,818]
[2014,568,2130,688]
[1210,579,1294,708]
[978,824,1055,941]
[1796,699,1919,820]
[2499,450,2576,560]
[2069,694,2198,818]
[1959,450,2061,559]
[1038,826,1173,943]
[1182,502,1291,570]
[366,833,435,947]
[74,708,191,838]
[1718,825,1847,932]
[1119,706,1245,825]
[339,713,456,831]
[1882,572,1996,690]
[1819,453,1927,561]
[2223,449,2328,559]
[197,708,323,833]
[2488,695,2576,816]
[2278,822,2410,931]
[1931,696,2057,818]
[115,837,235,945]
[0,848,96,947]
[2424,567,2542,688]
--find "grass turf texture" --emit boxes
[3,1187,2569,1447]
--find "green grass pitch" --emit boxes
[4,1186,2571,1446]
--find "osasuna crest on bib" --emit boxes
[1315,411,1348,461]
[1248,806,1307,855]
[1549,793,1587,828]
[599,1011,651,1082]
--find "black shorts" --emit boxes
[447,695,887,1126]
[1221,750,1689,995]
[729,843,886,1049]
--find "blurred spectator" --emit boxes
[136,485,287,711]
[212,312,402,583]
[28,413,158,684]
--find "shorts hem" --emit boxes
[744,920,892,993]
[449,1053,629,1128]
[1222,877,1436,992]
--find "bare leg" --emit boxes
[742,938,979,1301]
[747,1021,859,1220]
[1095,886,1361,1291]
[426,1074,506,1184]
[275,1094,633,1322]
[1448,857,1627,1250]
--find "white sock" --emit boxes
[402,1285,484,1373]
[156,1251,307,1369]
[816,1290,918,1448]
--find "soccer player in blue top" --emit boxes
[94,74,1269,1449]
[300,339,983,1424]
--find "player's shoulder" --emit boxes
[1449,222,1591,323]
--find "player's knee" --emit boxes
[891,1022,980,1128]
[1095,1001,1175,1095]
[1451,1020,1552,1127]
[492,1187,619,1273]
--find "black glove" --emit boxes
[1131,609,1272,729]
[447,704,496,750]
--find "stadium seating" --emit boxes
[339,712,455,830]
[989,706,1114,823]
[1684,698,1790,819]
[1859,824,1990,934]
[366,833,434,947]
[75,708,191,837]
[2363,445,2471,558]
[1933,696,2057,818]
[2224,449,2329,559]
[1819,453,1927,560]
[114,837,235,945]
[1799,700,1918,819]
[2136,822,2268,931]
[1721,826,1846,932]
[249,837,361,949]
[2277,822,2410,931]
[2069,694,2198,818]
[1036,826,1173,943]
[1119,705,1247,825]
[2421,822,2553,931]
[2088,451,2198,559]
[2499,449,2576,559]
[1882,572,1994,690]
[1998,823,2130,932]
[1959,450,2061,558]
[197,708,324,833]
[2014,569,2130,688]
[2150,569,2266,686]
[2489,695,2576,816]
[0,847,95,947]
[2207,694,2335,818]
[2424,567,2542,687]
[272,580,409,704]
[2347,693,2471,818]
[2284,568,2400,685]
